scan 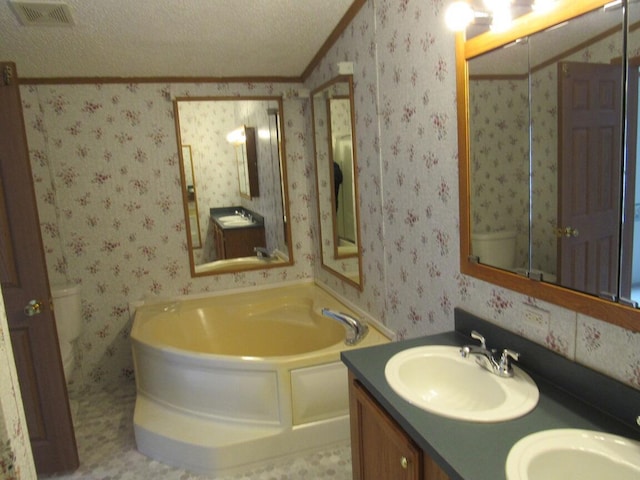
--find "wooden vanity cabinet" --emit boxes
[213,222,265,260]
[349,373,450,480]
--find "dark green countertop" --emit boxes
[341,329,640,480]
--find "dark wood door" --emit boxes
[0,62,78,474]
[558,61,623,298]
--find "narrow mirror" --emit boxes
[174,97,293,276]
[621,1,640,307]
[312,75,363,289]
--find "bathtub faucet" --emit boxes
[321,308,369,345]
[254,247,274,259]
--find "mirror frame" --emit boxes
[457,0,640,332]
[311,74,364,290]
[174,95,294,276]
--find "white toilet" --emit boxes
[51,284,82,384]
[472,230,558,282]
[471,230,517,269]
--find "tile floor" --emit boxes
[40,381,353,479]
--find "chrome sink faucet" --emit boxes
[460,330,520,378]
[322,308,369,345]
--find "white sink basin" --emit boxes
[384,345,539,422]
[217,215,254,226]
[506,429,640,479]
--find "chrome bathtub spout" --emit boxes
[254,247,273,259]
[322,308,369,345]
[460,330,519,378]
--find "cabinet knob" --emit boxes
[400,456,408,469]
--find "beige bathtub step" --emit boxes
[133,393,348,475]
[134,393,282,445]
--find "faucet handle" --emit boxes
[499,349,520,376]
[470,330,487,349]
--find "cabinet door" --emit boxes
[349,373,421,479]
[223,227,266,259]
[424,456,450,480]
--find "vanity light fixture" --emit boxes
[226,127,246,145]
[445,1,476,31]
[445,0,557,32]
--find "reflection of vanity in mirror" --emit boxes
[174,97,293,276]
[312,75,363,289]
[458,0,640,330]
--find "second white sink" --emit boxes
[384,345,539,422]
[506,429,640,479]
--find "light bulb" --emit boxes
[489,0,512,32]
[532,0,556,12]
[445,1,475,32]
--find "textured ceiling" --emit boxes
[0,0,356,79]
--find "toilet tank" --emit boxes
[471,230,516,269]
[51,284,82,342]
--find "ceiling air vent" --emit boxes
[9,0,74,26]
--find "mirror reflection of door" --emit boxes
[557,61,623,297]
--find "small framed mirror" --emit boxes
[312,75,363,289]
[174,96,293,276]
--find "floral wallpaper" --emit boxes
[5,1,640,474]
[9,0,640,399]
[20,82,315,389]
[305,0,640,390]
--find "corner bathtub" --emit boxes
[131,282,389,475]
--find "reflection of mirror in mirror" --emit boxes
[228,125,260,199]
[329,97,358,259]
[174,97,292,276]
[181,145,202,249]
[459,0,640,328]
[312,75,363,289]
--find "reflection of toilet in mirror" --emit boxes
[51,284,83,384]
[472,230,557,282]
[471,230,516,270]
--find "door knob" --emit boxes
[24,300,43,316]
[556,226,579,238]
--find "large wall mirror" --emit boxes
[311,75,363,289]
[458,0,640,331]
[174,96,293,276]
